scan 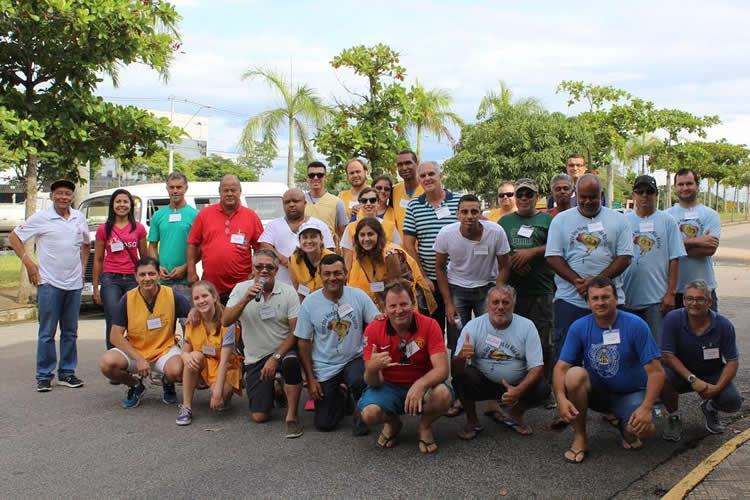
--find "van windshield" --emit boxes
[245,196,283,221]
[79,196,142,229]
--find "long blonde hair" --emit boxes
[191,280,224,328]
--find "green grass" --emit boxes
[0,253,21,288]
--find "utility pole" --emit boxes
[168,95,175,174]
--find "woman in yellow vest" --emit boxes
[342,187,400,272]
[371,175,399,228]
[288,223,335,303]
[347,217,437,313]
[176,280,242,426]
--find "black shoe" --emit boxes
[37,379,52,392]
[162,381,178,405]
[352,417,370,437]
[58,375,84,388]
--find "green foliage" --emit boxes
[404,82,463,158]
[190,155,258,182]
[476,81,543,120]
[237,139,276,175]
[128,148,186,180]
[0,106,44,167]
[315,44,410,178]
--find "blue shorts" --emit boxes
[357,382,454,415]
[588,381,652,423]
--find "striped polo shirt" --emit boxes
[403,190,460,280]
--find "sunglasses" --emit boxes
[307,172,325,179]
[254,264,277,272]
[374,185,392,192]
[498,192,515,198]
[515,190,536,200]
[359,197,378,204]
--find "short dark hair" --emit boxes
[567,153,586,163]
[307,161,327,172]
[458,194,481,209]
[136,256,160,272]
[166,172,188,184]
[397,149,418,163]
[384,280,415,304]
[674,168,700,185]
[320,253,346,270]
[587,276,617,297]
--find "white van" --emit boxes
[77,181,287,300]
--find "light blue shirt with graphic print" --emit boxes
[622,210,686,309]
[666,203,721,292]
[545,206,634,308]
[455,313,543,385]
[294,286,379,382]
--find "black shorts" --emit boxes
[244,351,302,414]
[452,364,549,408]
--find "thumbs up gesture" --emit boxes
[459,333,475,360]
[500,379,520,406]
[371,344,397,371]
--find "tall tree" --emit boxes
[476,80,543,120]
[1,0,183,303]
[314,44,410,179]
[622,133,662,174]
[189,155,258,182]
[405,81,463,158]
[240,67,330,188]
[695,141,749,211]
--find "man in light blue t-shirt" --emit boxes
[545,174,633,366]
[623,175,686,343]
[666,168,721,311]
[147,172,198,301]
[295,254,380,434]
[553,277,664,463]
[452,285,548,439]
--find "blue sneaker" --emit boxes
[162,381,178,405]
[175,405,192,426]
[121,381,146,409]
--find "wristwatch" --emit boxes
[687,374,697,383]
[272,352,282,362]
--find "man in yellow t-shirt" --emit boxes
[304,161,347,239]
[99,256,192,409]
[392,150,424,236]
[338,158,370,223]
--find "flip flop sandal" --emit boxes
[458,425,485,440]
[484,409,506,424]
[602,414,620,429]
[501,417,533,436]
[419,440,438,454]
[377,421,403,448]
[617,420,643,450]
[446,405,464,418]
[564,448,589,464]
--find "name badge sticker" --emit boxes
[110,241,124,252]
[297,284,310,296]
[639,222,654,232]
[435,206,451,219]
[703,347,720,360]
[405,340,420,358]
[168,213,182,223]
[685,211,699,220]
[485,334,502,349]
[517,225,534,238]
[370,281,385,293]
[147,316,162,330]
[473,245,489,255]
[399,199,410,208]
[260,305,276,320]
[230,233,246,245]
[602,329,620,345]
[202,344,217,356]
[338,304,354,318]
[588,221,604,232]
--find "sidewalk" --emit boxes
[0,287,36,323]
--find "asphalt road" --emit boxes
[1,224,749,499]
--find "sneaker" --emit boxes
[58,375,84,388]
[162,381,178,405]
[352,416,370,437]
[176,405,193,426]
[285,420,304,439]
[36,379,52,392]
[701,400,725,434]
[121,381,146,409]
[663,415,683,442]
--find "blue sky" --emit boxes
[98,0,750,182]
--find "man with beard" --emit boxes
[392,150,424,238]
[338,158,370,222]
[666,168,721,311]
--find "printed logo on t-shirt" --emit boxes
[327,318,352,342]
[679,221,701,239]
[576,232,601,254]
[633,234,656,255]
[481,339,520,362]
[586,344,621,378]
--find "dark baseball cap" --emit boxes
[633,175,657,192]
[50,179,76,192]
[515,178,539,193]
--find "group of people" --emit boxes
[12,151,741,459]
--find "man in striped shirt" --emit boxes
[402,161,460,333]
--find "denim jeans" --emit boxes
[100,272,137,349]
[447,283,493,353]
[37,284,82,382]
[625,304,663,345]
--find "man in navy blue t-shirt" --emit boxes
[552,276,664,463]
[661,279,741,442]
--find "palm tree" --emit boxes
[622,133,662,174]
[241,67,331,187]
[476,80,543,120]
[407,82,464,158]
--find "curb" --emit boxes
[662,428,750,499]
[0,305,37,324]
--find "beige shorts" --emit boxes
[110,346,181,374]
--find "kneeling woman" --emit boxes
[288,223,335,302]
[176,280,242,425]
[348,217,436,313]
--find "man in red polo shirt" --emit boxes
[187,175,264,303]
[358,281,452,454]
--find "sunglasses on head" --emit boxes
[307,172,325,179]
[359,197,378,204]
[498,192,515,198]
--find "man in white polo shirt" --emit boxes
[259,188,335,285]
[9,179,90,392]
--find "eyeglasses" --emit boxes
[498,192,515,198]
[307,172,325,179]
[359,197,378,204]
[254,264,277,272]
[515,190,536,200]
[374,185,391,192]
[683,296,708,305]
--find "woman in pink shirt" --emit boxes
[93,189,147,349]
